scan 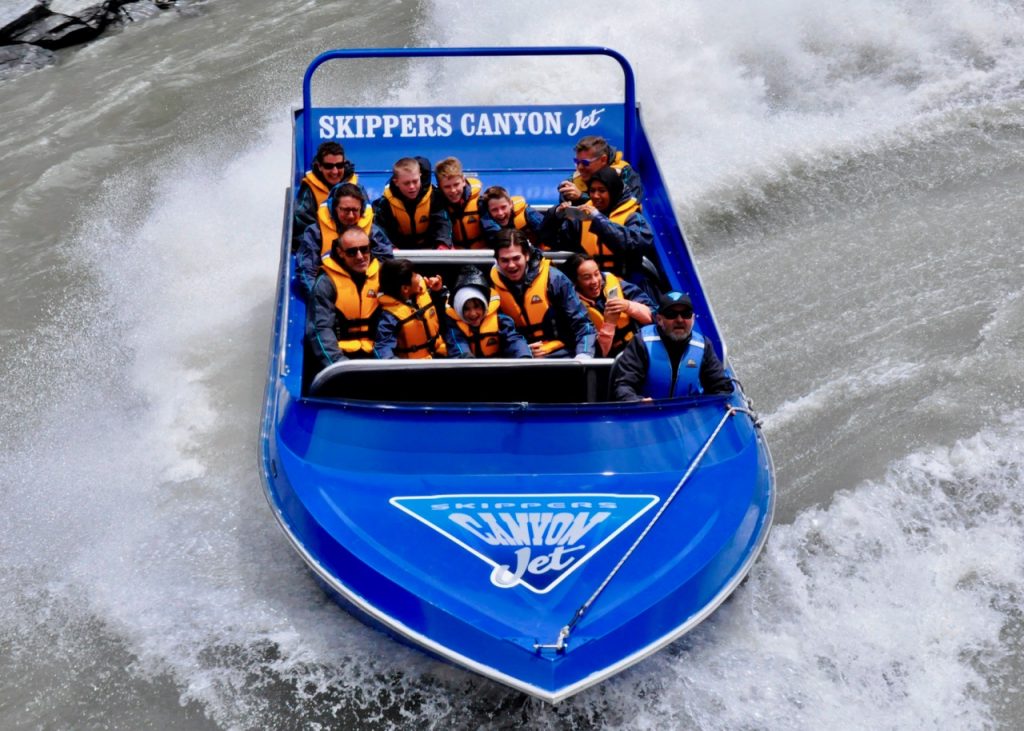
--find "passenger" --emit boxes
[445,266,532,359]
[556,135,643,206]
[564,253,655,358]
[435,157,486,249]
[552,166,658,298]
[372,157,453,249]
[489,229,596,360]
[610,292,732,401]
[292,141,359,251]
[296,182,393,300]
[479,185,547,246]
[305,228,382,371]
[374,258,451,359]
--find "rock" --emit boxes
[12,15,99,49]
[0,1,48,41]
[49,1,115,31]
[0,42,56,79]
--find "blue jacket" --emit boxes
[610,323,732,401]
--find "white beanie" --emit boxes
[453,286,488,319]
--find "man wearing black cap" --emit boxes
[610,291,732,401]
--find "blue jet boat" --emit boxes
[259,46,775,703]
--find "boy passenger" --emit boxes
[305,228,381,371]
[489,230,595,360]
[435,157,486,249]
[296,183,393,300]
[373,157,452,249]
[563,253,654,357]
[292,141,359,251]
[479,186,547,246]
[446,266,531,359]
[374,258,451,359]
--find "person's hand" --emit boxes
[424,275,443,292]
[578,203,597,221]
[604,297,628,318]
[558,180,581,202]
[529,342,547,358]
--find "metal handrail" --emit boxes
[301,46,637,170]
[535,405,754,653]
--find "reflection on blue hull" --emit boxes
[259,46,774,703]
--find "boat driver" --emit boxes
[610,292,732,401]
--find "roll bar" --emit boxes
[301,46,637,170]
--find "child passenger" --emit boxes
[374,258,451,359]
[445,267,532,359]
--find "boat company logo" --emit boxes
[318,106,611,140]
[389,494,659,593]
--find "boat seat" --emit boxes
[309,358,616,404]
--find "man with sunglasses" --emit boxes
[556,135,643,207]
[610,292,731,401]
[296,183,393,300]
[293,141,360,250]
[306,228,382,371]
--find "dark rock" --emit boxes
[50,2,115,30]
[0,1,48,40]
[12,15,100,49]
[0,42,56,79]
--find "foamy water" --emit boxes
[1,0,1023,727]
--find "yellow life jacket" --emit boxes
[571,150,629,193]
[320,256,380,355]
[377,285,447,359]
[490,258,565,356]
[449,178,485,249]
[382,185,433,244]
[316,202,374,257]
[508,196,530,231]
[302,170,360,208]
[445,295,502,357]
[579,272,636,355]
[578,197,641,271]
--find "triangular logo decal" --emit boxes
[389,493,659,594]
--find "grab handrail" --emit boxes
[301,46,636,171]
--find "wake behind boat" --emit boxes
[259,46,775,703]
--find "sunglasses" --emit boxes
[336,206,362,216]
[341,245,370,257]
[662,309,694,320]
[319,161,346,170]
[573,157,597,166]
